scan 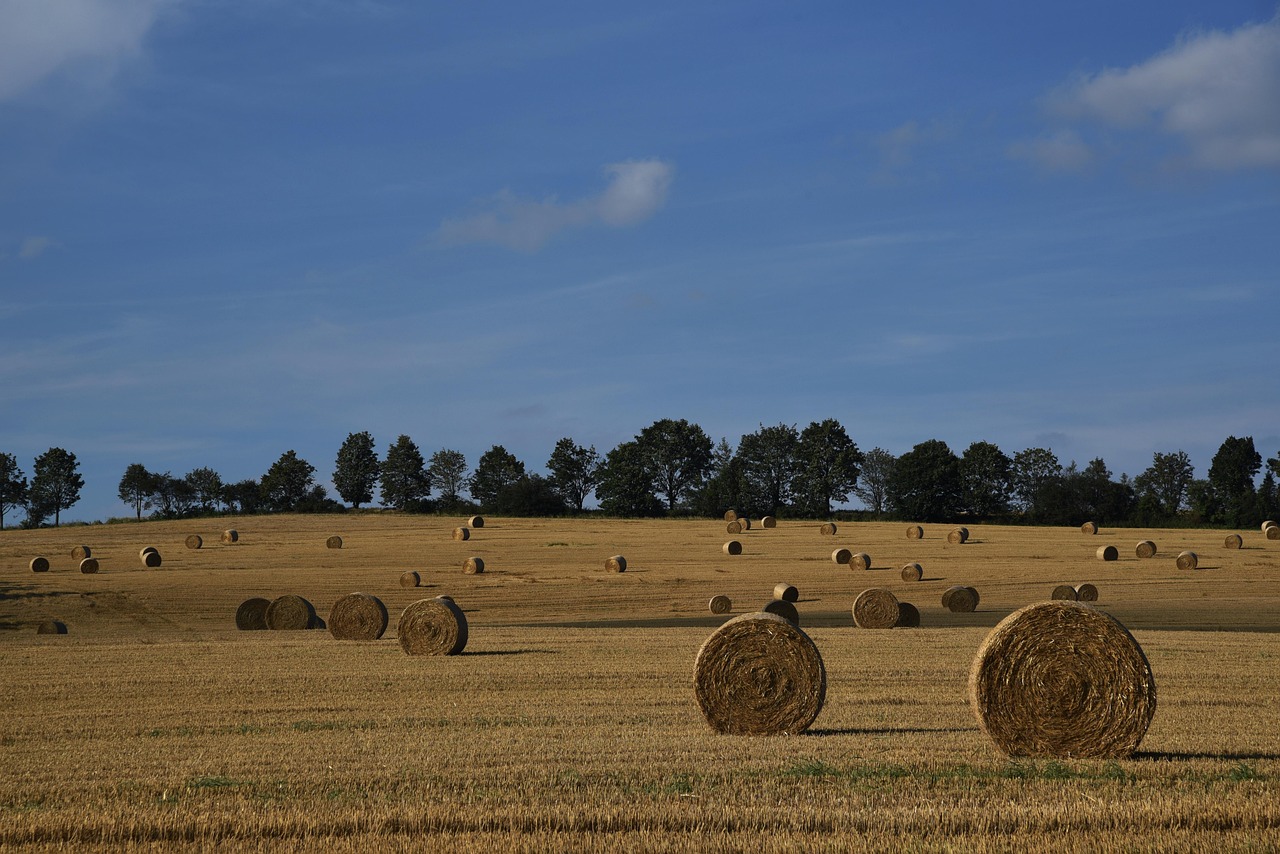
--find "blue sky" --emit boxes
[2,1,1278,522]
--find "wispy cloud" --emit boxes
[872,119,959,181]
[17,236,55,260]
[1007,129,1094,173]
[436,159,674,252]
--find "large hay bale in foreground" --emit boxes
[328,592,389,641]
[399,570,421,588]
[773,583,798,603]
[852,588,900,629]
[906,525,923,540]
[943,585,979,613]
[819,522,837,536]
[265,595,316,630]
[605,555,627,573]
[1096,545,1118,561]
[831,548,852,565]
[1176,551,1199,571]
[723,540,743,556]
[398,597,468,656]
[71,545,91,560]
[79,558,99,574]
[946,528,969,545]
[36,620,68,635]
[30,557,50,573]
[140,550,162,568]
[1081,521,1098,535]
[1051,584,1078,601]
[463,557,485,574]
[896,602,921,628]
[453,527,470,541]
[708,595,732,615]
[185,535,202,550]
[1224,534,1243,549]
[692,612,826,735]
[235,597,271,630]
[326,536,343,549]
[1135,540,1157,559]
[900,562,923,583]
[761,516,777,528]
[468,515,485,528]
[968,601,1156,758]
[851,552,872,571]
[222,530,238,544]
[1076,583,1099,602]
[726,520,743,535]
[761,599,799,625]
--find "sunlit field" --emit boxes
[3,515,1279,851]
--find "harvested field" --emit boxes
[3,515,1280,849]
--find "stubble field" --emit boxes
[2,514,1279,851]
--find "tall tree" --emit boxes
[737,423,799,515]
[427,449,469,509]
[1133,451,1195,519]
[886,439,962,522]
[333,431,380,509]
[1011,447,1062,519]
[1,452,29,530]
[260,450,319,512]
[693,438,746,517]
[596,440,664,517]
[185,467,225,514]
[546,438,601,512]
[469,445,526,509]
[380,435,430,511]
[959,441,1012,519]
[491,473,567,516]
[152,473,198,519]
[222,479,262,515]
[635,418,713,512]
[1205,436,1262,526]
[792,419,862,517]
[29,447,84,527]
[851,448,895,517]
[118,463,159,521]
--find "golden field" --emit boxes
[2,514,1279,851]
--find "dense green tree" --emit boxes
[737,423,799,516]
[886,439,962,522]
[380,436,430,511]
[184,467,225,514]
[851,447,895,517]
[260,450,319,512]
[468,445,526,509]
[959,441,1012,518]
[152,473,198,519]
[1,453,29,529]
[1133,451,1194,520]
[333,431,379,509]
[546,438,600,512]
[636,418,713,512]
[596,440,664,517]
[222,479,263,515]
[29,447,84,527]
[791,419,862,517]
[491,474,567,516]
[1258,470,1279,522]
[693,438,746,518]
[427,449,469,510]
[1205,436,1262,526]
[1011,447,1062,519]
[118,463,159,521]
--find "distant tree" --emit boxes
[1258,470,1279,523]
[333,431,379,509]
[380,436,430,511]
[1011,447,1062,519]
[152,473,198,519]
[693,438,746,517]
[959,441,1012,519]
[851,448,895,517]
[886,439,962,522]
[1077,458,1134,525]
[184,467,224,514]
[737,423,799,516]
[427,449,469,510]
[1133,451,1195,520]
[636,418,713,512]
[491,474,567,516]
[791,419,862,517]
[1205,436,1262,526]
[596,440,664,517]
[260,450,319,512]
[222,479,263,515]
[118,463,159,521]
[546,438,600,512]
[1,452,29,530]
[469,445,526,509]
[29,447,84,527]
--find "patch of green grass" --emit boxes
[781,758,843,778]
[1228,762,1261,781]
[291,719,378,733]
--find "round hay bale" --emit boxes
[946,528,968,545]
[896,602,921,628]
[222,530,238,544]
[1076,583,1099,602]
[399,570,421,588]
[968,601,1156,758]
[761,599,800,625]
[1267,525,1280,541]
[1262,520,1276,533]
[831,548,852,565]
[140,550,162,568]
[739,517,752,531]
[1051,584,1078,601]
[235,597,271,630]
[326,535,343,549]
[819,522,837,536]
[1224,533,1243,549]
[79,558,99,574]
[708,594,732,615]
[852,552,872,571]
[692,611,826,735]
[606,555,627,573]
[36,620,68,635]
[265,595,316,631]
[71,545,91,560]
[726,520,742,535]
[1096,545,1119,561]
[724,509,738,522]
[1176,551,1199,571]
[906,525,923,540]
[463,556,485,574]
[468,516,485,528]
[1081,521,1098,535]
[434,594,454,602]
[900,562,923,583]
[773,583,798,602]
[1135,540,1157,559]
[398,597,468,656]
[761,516,777,529]
[452,527,471,541]
[852,587,900,629]
[943,585,978,613]
[723,540,743,556]
[311,614,326,630]
[140,546,158,558]
[30,557,50,573]
[328,592,389,641]
[185,535,203,550]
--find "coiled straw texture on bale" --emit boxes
[726,520,742,535]
[906,525,923,539]
[761,599,799,625]
[943,585,979,612]
[37,620,68,635]
[852,552,872,571]
[723,510,738,522]
[1076,583,1099,602]
[399,570,421,588]
[852,588,900,629]
[185,535,202,550]
[326,536,343,549]
[464,557,485,574]
[773,583,798,603]
[968,601,1156,759]
[606,555,627,573]
[235,597,270,630]
[1051,584,1078,601]
[819,522,837,536]
[222,530,238,544]
[831,548,852,565]
[897,602,921,628]
[692,612,826,735]
[1176,551,1199,570]
[453,527,470,541]
[79,558,99,574]
[1081,521,1098,535]
[1136,540,1157,558]
[398,597,468,656]
[947,528,969,545]
[265,595,316,631]
[30,557,49,573]
[1096,545,1118,561]
[900,562,923,582]
[708,595,732,615]
[72,546,91,560]
[328,592,388,640]
[723,541,742,556]
[1224,534,1243,549]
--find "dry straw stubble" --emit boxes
[328,592,389,641]
[852,587,900,629]
[968,600,1156,759]
[265,595,316,630]
[1136,540,1157,558]
[235,597,271,630]
[692,611,826,735]
[900,562,923,582]
[398,597,468,655]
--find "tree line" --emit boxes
[2,423,1278,528]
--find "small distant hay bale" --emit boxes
[140,546,158,558]
[1135,540,1157,559]
[185,535,202,550]
[398,597,468,656]
[723,540,743,556]
[71,545,91,559]
[1176,551,1199,571]
[79,558,99,574]
[326,535,343,549]
[265,595,316,630]
[852,588,900,629]
[724,510,738,522]
[819,522,837,536]
[222,530,238,544]
[947,527,969,545]
[761,516,777,528]
[896,602,921,628]
[726,520,743,535]
[328,592,389,641]
[852,552,872,571]
[1267,525,1280,541]
[739,517,752,531]
[906,525,923,540]
[831,548,852,565]
[1262,520,1276,533]
[1076,583,1099,602]
[773,583,798,602]
[453,527,471,541]
[399,570,421,588]
[36,620,68,635]
[235,597,271,630]
[464,556,485,574]
[468,516,485,528]
[1081,521,1098,535]
[708,595,732,615]
[943,585,979,613]
[968,601,1156,758]
[900,562,923,583]
[311,614,326,630]
[1051,584,1078,601]
[606,555,627,573]
[30,557,50,573]
[1224,533,1243,549]
[1096,545,1119,561]
[140,550,162,568]
[692,612,826,735]
[762,599,799,625]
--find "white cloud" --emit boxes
[18,236,55,260]
[1037,15,1280,171]
[1007,129,1095,173]
[0,0,173,102]
[437,159,674,252]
